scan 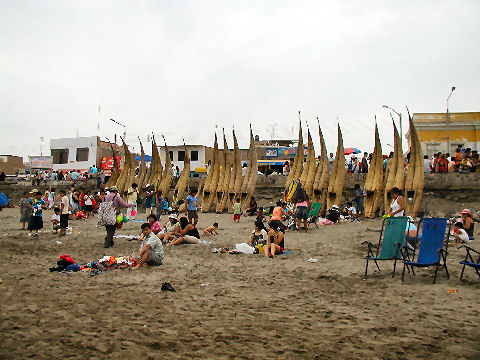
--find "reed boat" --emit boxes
[326,125,346,210]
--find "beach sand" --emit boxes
[0,207,479,359]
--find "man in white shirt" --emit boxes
[423,155,432,173]
[328,153,335,170]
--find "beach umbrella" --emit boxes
[344,147,361,155]
[135,155,152,162]
[0,193,9,206]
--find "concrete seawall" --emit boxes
[1,173,479,216]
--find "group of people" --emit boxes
[19,189,70,237]
[424,147,479,174]
[28,166,105,186]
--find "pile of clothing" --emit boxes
[49,254,80,272]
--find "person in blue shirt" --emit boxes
[28,191,47,237]
[90,165,98,175]
[185,188,198,226]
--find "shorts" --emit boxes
[233,214,241,220]
[295,206,309,220]
[187,210,198,220]
[85,205,93,212]
[60,214,69,229]
[147,253,163,266]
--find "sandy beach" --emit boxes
[0,207,479,359]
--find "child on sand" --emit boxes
[452,222,470,243]
[147,213,162,234]
[52,207,61,233]
[233,198,242,223]
[203,223,219,236]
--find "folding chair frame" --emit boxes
[362,218,404,279]
[459,245,480,280]
[401,220,451,284]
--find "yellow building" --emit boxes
[412,112,480,157]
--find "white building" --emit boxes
[50,136,123,171]
[158,145,213,172]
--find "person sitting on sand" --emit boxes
[167,216,201,246]
[460,209,474,240]
[203,223,219,236]
[256,207,265,223]
[147,213,162,234]
[250,220,268,247]
[452,222,471,243]
[244,197,257,216]
[132,223,164,269]
[264,221,285,258]
[52,207,61,233]
[318,205,340,226]
[269,200,287,230]
[387,187,405,217]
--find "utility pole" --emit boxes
[40,137,44,156]
[382,105,402,147]
[446,86,456,153]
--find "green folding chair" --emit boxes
[307,202,322,228]
[362,216,408,278]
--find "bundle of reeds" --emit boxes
[159,137,172,198]
[241,126,258,210]
[135,139,147,190]
[405,114,424,217]
[326,125,346,209]
[300,129,316,198]
[201,133,220,212]
[115,140,131,195]
[173,143,190,206]
[228,130,242,213]
[384,121,404,213]
[215,131,231,213]
[363,123,384,218]
[312,120,329,214]
[285,118,303,192]
[105,142,120,188]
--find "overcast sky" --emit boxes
[1,0,479,159]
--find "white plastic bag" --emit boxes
[235,242,255,254]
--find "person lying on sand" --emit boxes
[166,217,201,246]
[264,221,285,258]
[132,223,164,270]
[203,223,219,236]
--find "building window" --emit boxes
[51,149,69,164]
[169,151,174,161]
[76,148,89,162]
[191,150,199,161]
[178,151,185,161]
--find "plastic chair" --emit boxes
[458,245,480,280]
[402,218,450,284]
[362,217,409,278]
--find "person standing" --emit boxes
[361,152,369,173]
[28,191,47,237]
[126,183,139,219]
[19,191,30,230]
[423,155,432,173]
[293,188,310,233]
[98,168,105,187]
[59,190,69,236]
[103,186,134,248]
[83,190,94,218]
[328,153,335,170]
[144,185,154,216]
[353,184,365,217]
[387,187,405,217]
[185,188,198,226]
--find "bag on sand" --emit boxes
[98,195,117,226]
[235,243,255,254]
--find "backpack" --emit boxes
[98,194,117,226]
